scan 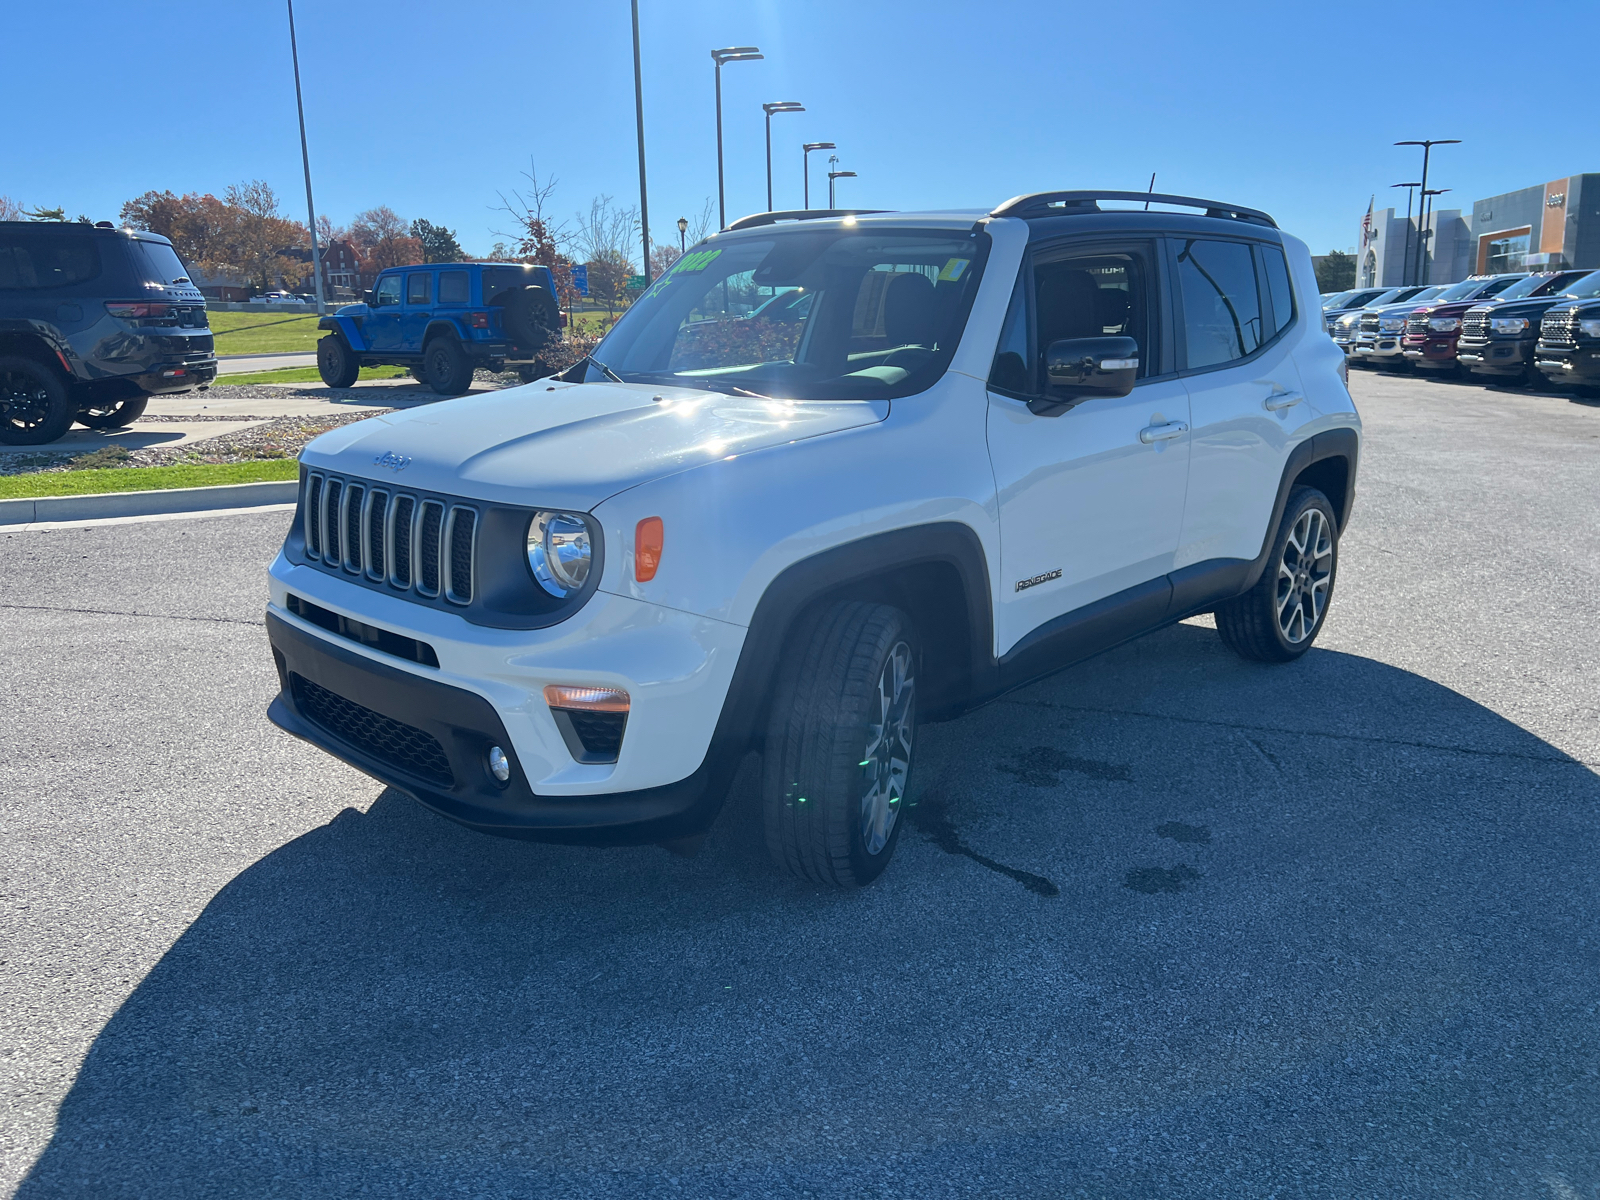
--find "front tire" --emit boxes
[77,393,149,429]
[316,335,360,388]
[0,357,74,445]
[423,336,474,395]
[762,601,918,888]
[1215,485,1338,662]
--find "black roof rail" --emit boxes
[990,190,1277,228]
[725,208,892,231]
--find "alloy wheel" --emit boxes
[1,370,52,431]
[860,640,914,855]
[1275,508,1333,644]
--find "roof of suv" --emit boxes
[0,220,175,246]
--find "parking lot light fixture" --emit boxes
[762,102,805,211]
[1395,139,1460,290]
[828,169,856,209]
[803,142,835,209]
[1391,182,1421,286]
[711,47,763,229]
[285,0,326,316]
[677,216,688,255]
[1420,188,1451,284]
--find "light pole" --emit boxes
[828,169,856,209]
[762,102,804,211]
[1391,182,1420,286]
[802,142,835,210]
[631,0,651,281]
[285,0,326,316]
[1395,139,1460,293]
[711,46,762,229]
[677,216,688,255]
[1420,188,1450,283]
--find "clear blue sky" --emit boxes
[6,1,1596,260]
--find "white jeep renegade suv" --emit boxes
[266,191,1360,888]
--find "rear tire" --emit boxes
[0,357,73,445]
[423,336,474,395]
[1215,486,1338,663]
[76,393,149,429]
[316,335,360,388]
[761,601,918,888]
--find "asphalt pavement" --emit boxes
[2,369,1598,1197]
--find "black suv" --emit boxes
[0,222,216,444]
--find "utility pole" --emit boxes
[631,0,651,281]
[286,0,326,315]
[762,102,804,211]
[803,142,835,210]
[711,47,762,229]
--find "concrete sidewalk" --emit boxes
[216,352,316,375]
[148,377,478,419]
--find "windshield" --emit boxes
[1403,286,1446,305]
[1436,278,1492,302]
[1322,291,1357,309]
[1560,270,1600,300]
[1365,289,1405,307]
[588,225,990,399]
[1494,274,1562,300]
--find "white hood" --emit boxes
[299,381,888,511]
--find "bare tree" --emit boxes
[572,196,641,323]
[493,161,584,327]
[0,196,24,221]
[686,197,716,247]
[223,181,310,291]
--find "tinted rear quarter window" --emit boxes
[0,232,101,290]
[1259,244,1295,335]
[438,270,469,304]
[131,239,191,286]
[482,266,533,303]
[407,273,432,304]
[1175,238,1264,369]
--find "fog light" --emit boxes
[488,746,510,783]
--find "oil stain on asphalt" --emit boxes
[906,791,1060,897]
[995,746,1133,787]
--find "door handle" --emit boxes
[1139,421,1188,444]
[1264,392,1303,411]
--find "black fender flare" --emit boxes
[1241,427,1359,591]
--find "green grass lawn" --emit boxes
[219,365,409,386]
[207,310,324,355]
[0,459,300,500]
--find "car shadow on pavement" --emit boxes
[18,623,1600,1198]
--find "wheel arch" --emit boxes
[0,330,73,379]
[717,523,996,756]
[422,319,468,348]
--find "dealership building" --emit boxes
[1358,173,1599,288]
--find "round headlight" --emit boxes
[527,511,592,597]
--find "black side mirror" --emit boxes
[364,290,376,306]
[1043,336,1139,404]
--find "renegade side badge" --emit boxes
[1015,568,1062,592]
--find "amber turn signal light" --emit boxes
[543,685,630,713]
[635,516,664,582]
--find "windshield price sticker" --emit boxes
[672,249,722,275]
[938,258,971,282]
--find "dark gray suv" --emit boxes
[0,222,216,444]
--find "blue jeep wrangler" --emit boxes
[316,262,560,394]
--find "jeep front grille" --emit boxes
[1541,310,1579,347]
[302,472,477,605]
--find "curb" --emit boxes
[0,479,299,527]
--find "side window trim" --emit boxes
[1168,235,1295,377]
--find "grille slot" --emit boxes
[1541,310,1578,347]
[323,479,343,564]
[1359,313,1380,335]
[1460,311,1491,340]
[290,673,454,786]
[304,475,323,557]
[342,484,365,572]
[418,501,444,596]
[365,489,388,581]
[1405,313,1430,336]
[446,507,477,605]
[391,495,415,588]
[551,708,627,764]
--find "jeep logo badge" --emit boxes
[373,451,411,472]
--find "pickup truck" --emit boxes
[316,262,561,394]
[1455,270,1594,386]
[1399,274,1527,374]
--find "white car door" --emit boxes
[1169,236,1303,572]
[985,238,1191,657]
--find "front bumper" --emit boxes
[1401,336,1458,368]
[266,611,725,843]
[1535,345,1600,382]
[1457,338,1534,376]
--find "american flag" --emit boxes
[1360,196,1374,250]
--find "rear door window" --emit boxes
[407,273,432,305]
[1175,239,1266,369]
[0,233,101,289]
[1259,244,1295,336]
[438,270,468,305]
